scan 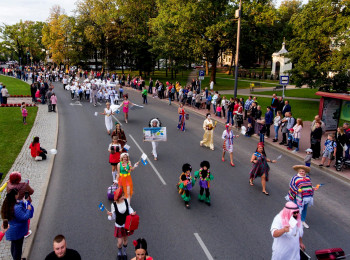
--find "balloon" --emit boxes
[50,149,58,155]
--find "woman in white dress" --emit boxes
[101,102,115,135]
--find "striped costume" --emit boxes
[288,174,314,212]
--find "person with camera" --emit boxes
[6,171,34,238]
[1,188,34,260]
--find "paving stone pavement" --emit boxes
[0,104,58,260]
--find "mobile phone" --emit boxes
[24,191,29,200]
[3,219,8,229]
[24,179,29,184]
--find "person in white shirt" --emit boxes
[271,201,305,260]
[210,80,214,90]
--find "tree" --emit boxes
[0,21,45,64]
[42,5,82,66]
[288,0,350,91]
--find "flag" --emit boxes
[124,144,130,151]
[141,153,148,165]
[99,202,105,212]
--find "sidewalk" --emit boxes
[0,104,58,259]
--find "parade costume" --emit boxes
[149,118,162,160]
[222,125,237,153]
[249,148,270,181]
[118,161,133,199]
[194,161,213,205]
[123,100,130,113]
[200,115,216,150]
[177,163,195,208]
[177,107,186,131]
[104,106,114,132]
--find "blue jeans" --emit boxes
[274,125,280,139]
[260,133,264,143]
[212,104,216,114]
[345,146,350,159]
[294,138,300,151]
[226,111,233,124]
[294,199,308,222]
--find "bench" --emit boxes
[250,82,262,92]
[273,85,284,91]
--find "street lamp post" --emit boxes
[234,0,242,99]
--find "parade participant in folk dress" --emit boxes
[117,153,139,203]
[194,161,214,206]
[131,238,153,260]
[221,123,239,167]
[119,94,134,124]
[101,102,115,135]
[109,136,121,181]
[177,103,186,131]
[177,163,195,209]
[107,187,136,260]
[249,142,276,195]
[200,113,216,150]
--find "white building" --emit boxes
[271,41,292,76]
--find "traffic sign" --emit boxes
[280,75,289,85]
[199,76,204,80]
[199,70,205,77]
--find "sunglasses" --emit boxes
[293,211,300,215]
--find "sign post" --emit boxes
[279,75,289,98]
[198,70,205,81]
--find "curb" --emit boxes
[127,87,350,184]
[22,106,59,259]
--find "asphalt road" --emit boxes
[30,83,350,260]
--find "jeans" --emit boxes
[260,133,264,143]
[294,199,308,222]
[212,104,216,114]
[11,237,24,260]
[274,125,280,139]
[226,111,233,124]
[345,146,350,159]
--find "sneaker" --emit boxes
[24,230,32,238]
[319,164,323,167]
[302,222,309,229]
[279,142,285,145]
[292,150,298,153]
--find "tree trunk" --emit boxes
[165,59,168,77]
[205,60,209,76]
[210,44,220,84]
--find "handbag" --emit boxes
[185,114,189,120]
[125,214,140,232]
[107,183,118,201]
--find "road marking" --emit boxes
[112,115,123,126]
[97,102,102,106]
[194,233,214,260]
[69,101,82,106]
[129,134,166,185]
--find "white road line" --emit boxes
[129,134,167,185]
[112,115,123,126]
[194,233,214,260]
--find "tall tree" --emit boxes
[288,0,350,90]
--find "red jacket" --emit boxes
[29,142,41,157]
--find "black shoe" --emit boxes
[279,142,285,145]
[205,202,211,206]
[272,139,277,142]
[117,255,122,260]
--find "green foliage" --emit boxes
[0,20,46,64]
[288,0,350,91]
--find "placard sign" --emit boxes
[143,127,167,142]
[322,98,341,131]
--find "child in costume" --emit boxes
[177,163,195,209]
[194,161,214,206]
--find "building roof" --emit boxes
[272,42,288,56]
[316,91,350,101]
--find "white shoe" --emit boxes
[24,230,32,238]
[302,222,309,229]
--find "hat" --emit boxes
[225,123,231,128]
[257,142,264,148]
[292,165,310,173]
[114,187,123,201]
[289,128,294,132]
[305,148,313,153]
[9,171,21,184]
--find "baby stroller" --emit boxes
[315,248,348,259]
[335,156,350,171]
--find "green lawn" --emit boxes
[0,75,31,95]
[254,88,320,99]
[0,106,37,181]
[200,72,279,91]
[225,95,319,122]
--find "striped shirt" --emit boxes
[288,175,313,208]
